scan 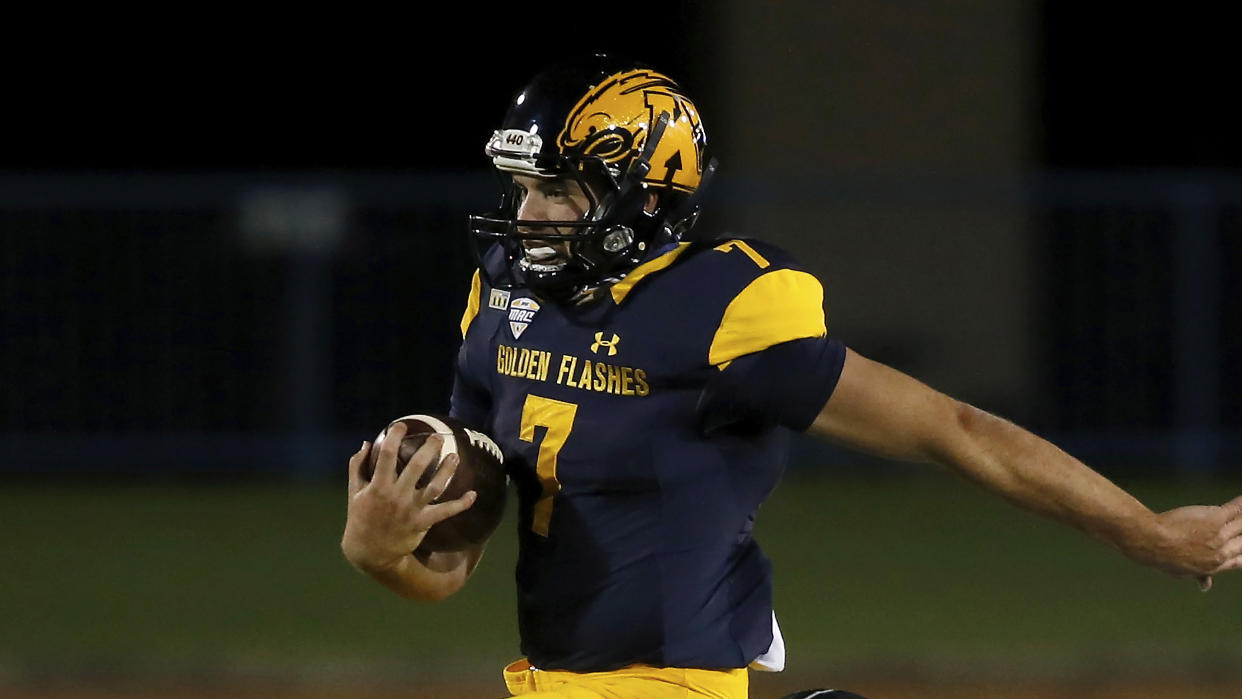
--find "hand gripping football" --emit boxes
[364,413,508,552]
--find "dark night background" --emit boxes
[9,6,1238,171]
[4,6,1242,698]
[2,3,1239,478]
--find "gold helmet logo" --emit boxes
[558,69,706,194]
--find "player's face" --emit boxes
[511,173,593,263]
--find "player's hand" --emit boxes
[340,422,478,573]
[1145,495,1242,591]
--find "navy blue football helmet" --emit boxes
[467,53,717,301]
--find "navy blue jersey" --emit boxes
[451,238,845,672]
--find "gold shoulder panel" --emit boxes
[609,242,695,305]
[459,269,482,339]
[708,269,827,367]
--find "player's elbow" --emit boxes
[405,585,453,603]
[931,399,1027,492]
[408,573,469,602]
[950,400,990,439]
[400,546,482,602]
[927,399,998,467]
[373,567,468,604]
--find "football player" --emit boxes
[341,54,1242,699]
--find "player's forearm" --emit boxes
[349,546,482,602]
[811,349,1175,564]
[936,401,1167,560]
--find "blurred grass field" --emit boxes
[3,468,1242,698]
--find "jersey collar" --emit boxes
[608,242,695,305]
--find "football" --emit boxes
[364,413,508,552]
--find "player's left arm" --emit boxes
[341,427,484,601]
[807,347,1242,589]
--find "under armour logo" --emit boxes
[590,332,620,356]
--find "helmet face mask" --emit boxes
[468,55,715,302]
[470,156,638,298]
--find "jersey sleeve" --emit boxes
[698,258,844,432]
[697,335,846,432]
[449,269,492,431]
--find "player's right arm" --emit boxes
[807,347,1242,589]
[341,424,484,601]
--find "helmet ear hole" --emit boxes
[643,190,659,214]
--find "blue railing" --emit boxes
[2,170,1237,478]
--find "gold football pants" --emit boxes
[503,658,749,698]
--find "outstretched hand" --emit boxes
[1147,494,1242,591]
[340,421,478,573]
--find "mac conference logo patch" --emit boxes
[508,297,541,339]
